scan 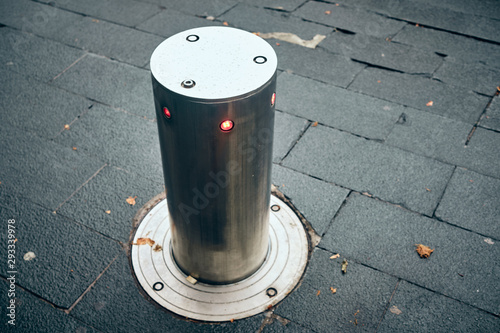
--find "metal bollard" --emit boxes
[150,27,277,284]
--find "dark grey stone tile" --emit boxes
[270,39,365,88]
[393,25,500,69]
[0,194,121,309]
[295,1,406,38]
[52,54,155,118]
[349,67,489,124]
[321,31,443,74]
[58,166,164,243]
[37,0,163,27]
[219,4,332,40]
[320,193,500,314]
[435,168,500,239]
[137,9,223,37]
[273,111,308,163]
[70,252,265,332]
[275,248,397,332]
[0,68,91,139]
[240,0,306,11]
[282,125,454,215]
[263,318,314,332]
[52,16,164,67]
[0,27,85,82]
[415,0,500,20]
[54,103,163,183]
[433,58,500,96]
[378,281,500,332]
[277,72,403,140]
[481,95,500,131]
[386,108,500,179]
[139,0,237,17]
[272,165,349,235]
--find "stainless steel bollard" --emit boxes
[150,27,277,284]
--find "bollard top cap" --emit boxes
[150,26,277,101]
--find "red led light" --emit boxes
[163,107,171,119]
[220,120,234,132]
[271,92,276,106]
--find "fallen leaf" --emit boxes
[134,238,155,246]
[186,275,198,284]
[354,319,358,326]
[266,304,273,310]
[105,210,111,214]
[377,80,381,83]
[497,86,500,92]
[362,192,372,197]
[153,244,163,252]
[389,306,402,315]
[341,259,348,273]
[425,187,431,192]
[126,196,137,206]
[276,42,280,46]
[426,101,433,106]
[91,19,99,23]
[258,32,326,49]
[415,244,434,258]
[64,124,70,130]
[484,238,494,245]
[330,287,337,294]
[325,10,331,14]
[24,251,36,261]
[72,146,77,150]
[312,121,318,127]
[206,16,215,21]
[230,318,234,323]
[330,253,340,259]
[223,21,228,26]
[335,3,339,5]
[316,290,321,296]
[416,23,420,27]
[354,310,360,316]
[252,32,260,36]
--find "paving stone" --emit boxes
[386,109,500,179]
[52,16,164,67]
[0,124,104,211]
[277,72,404,140]
[70,252,265,332]
[58,166,164,243]
[435,168,500,240]
[273,111,309,163]
[263,319,314,332]
[415,0,500,20]
[272,165,349,236]
[52,54,155,118]
[219,4,333,40]
[0,27,85,82]
[269,39,365,88]
[379,281,500,332]
[240,0,306,11]
[137,9,223,37]
[54,103,163,183]
[433,58,500,96]
[295,1,406,38]
[481,95,500,131]
[275,247,397,332]
[37,0,162,27]
[321,31,443,74]
[140,0,237,17]
[0,68,92,139]
[0,279,98,332]
[393,25,500,69]
[321,193,500,314]
[0,193,121,309]
[282,125,454,215]
[349,67,490,124]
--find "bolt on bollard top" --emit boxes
[150,27,277,284]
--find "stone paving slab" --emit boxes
[416,0,500,20]
[275,247,398,332]
[481,95,500,131]
[137,9,223,38]
[433,58,500,96]
[54,103,163,183]
[0,193,121,309]
[240,0,307,12]
[219,3,333,40]
[0,27,85,82]
[435,168,500,240]
[272,165,349,236]
[349,67,490,124]
[58,166,164,243]
[70,252,265,332]
[277,72,404,140]
[0,68,91,140]
[36,0,162,27]
[52,54,155,118]
[295,1,406,38]
[270,39,365,88]
[282,125,454,215]
[138,0,237,17]
[386,108,500,179]
[0,279,98,333]
[0,124,104,211]
[378,281,500,332]
[320,193,500,314]
[273,111,309,163]
[392,25,500,69]
[263,318,314,332]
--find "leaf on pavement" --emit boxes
[134,238,155,246]
[126,196,137,206]
[330,253,340,259]
[426,101,433,106]
[341,259,348,273]
[389,306,402,315]
[415,244,434,258]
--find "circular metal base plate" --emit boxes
[131,195,308,322]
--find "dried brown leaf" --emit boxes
[330,253,340,259]
[415,244,434,258]
[389,306,402,315]
[134,238,155,246]
[426,101,433,106]
[341,259,348,273]
[153,244,163,252]
[223,21,228,26]
[186,275,198,284]
[312,121,318,127]
[330,287,337,294]
[64,124,70,130]
[316,290,321,296]
[126,195,137,206]
[325,10,331,14]
[105,210,111,214]
[72,147,77,150]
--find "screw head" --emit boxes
[181,79,196,88]
[271,205,280,212]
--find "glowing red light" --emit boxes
[163,107,171,119]
[271,92,276,106]
[220,120,234,132]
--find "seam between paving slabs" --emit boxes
[52,103,95,140]
[51,53,88,82]
[375,279,401,332]
[465,92,500,145]
[278,119,311,163]
[430,166,456,217]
